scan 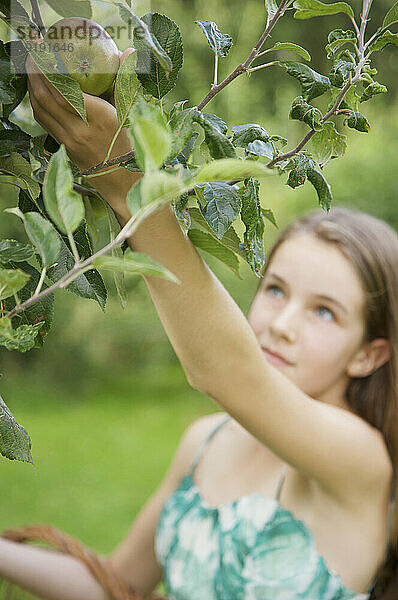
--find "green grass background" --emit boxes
[0,365,215,598]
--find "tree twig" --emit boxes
[267,1,367,169]
[196,0,292,111]
[74,0,292,178]
[30,0,46,35]
[4,200,164,320]
[75,151,136,178]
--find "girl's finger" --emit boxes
[25,44,80,115]
[27,79,68,143]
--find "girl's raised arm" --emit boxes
[110,187,391,505]
[26,52,390,506]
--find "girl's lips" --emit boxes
[262,347,293,366]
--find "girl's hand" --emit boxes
[25,44,139,206]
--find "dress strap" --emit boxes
[189,414,232,476]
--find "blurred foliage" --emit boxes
[1,0,397,392]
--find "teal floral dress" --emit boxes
[155,414,375,600]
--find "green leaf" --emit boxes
[2,260,54,346]
[383,2,398,29]
[23,212,61,268]
[343,111,370,132]
[22,41,88,125]
[369,31,398,53]
[200,113,228,135]
[325,29,356,57]
[0,41,19,104]
[311,121,347,166]
[231,123,270,147]
[139,171,188,206]
[0,128,30,156]
[42,0,92,18]
[0,316,41,352]
[173,192,190,234]
[118,4,173,73]
[279,61,331,101]
[306,168,333,211]
[293,0,354,20]
[240,178,266,276]
[0,153,40,200]
[193,111,236,159]
[46,223,107,311]
[329,50,356,87]
[18,187,108,312]
[0,267,30,300]
[0,0,36,28]
[0,239,34,263]
[43,144,85,235]
[187,228,240,276]
[0,394,33,462]
[136,13,183,99]
[265,42,311,61]
[359,81,387,103]
[168,108,196,161]
[93,249,180,283]
[189,206,246,260]
[290,96,323,130]
[195,20,233,57]
[194,182,241,240]
[130,97,171,170]
[126,177,143,215]
[5,207,61,269]
[329,84,360,111]
[114,51,141,128]
[194,158,274,183]
[246,140,276,160]
[106,204,127,309]
[173,133,199,166]
[265,0,279,26]
[287,153,332,210]
[2,72,28,119]
[287,153,313,188]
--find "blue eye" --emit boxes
[266,284,283,297]
[265,285,335,321]
[316,306,335,321]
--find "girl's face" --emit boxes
[247,233,367,407]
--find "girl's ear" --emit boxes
[346,338,391,378]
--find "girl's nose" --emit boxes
[269,302,300,343]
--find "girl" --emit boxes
[0,47,397,600]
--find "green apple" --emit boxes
[43,17,120,96]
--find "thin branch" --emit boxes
[267,76,359,167]
[30,0,46,35]
[213,54,219,87]
[73,183,103,199]
[359,0,372,57]
[267,0,371,169]
[197,0,291,111]
[75,151,136,178]
[67,231,81,265]
[350,16,360,37]
[247,61,277,73]
[34,267,47,296]
[76,0,291,178]
[3,200,167,320]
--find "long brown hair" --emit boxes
[257,206,398,598]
